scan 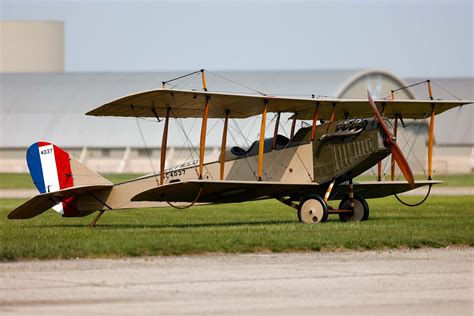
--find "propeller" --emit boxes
[367,90,415,187]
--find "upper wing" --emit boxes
[131,180,321,203]
[8,185,113,219]
[86,88,473,119]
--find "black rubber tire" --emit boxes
[297,195,328,224]
[338,195,369,222]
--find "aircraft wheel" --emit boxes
[338,195,369,222]
[298,195,328,224]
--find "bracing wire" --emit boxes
[391,80,429,94]
[161,70,202,88]
[167,187,203,209]
[380,80,428,100]
[131,105,160,186]
[227,107,265,179]
[166,71,201,90]
[431,81,462,100]
[394,185,432,206]
[206,70,266,95]
[390,117,427,180]
[389,79,461,205]
[171,118,198,167]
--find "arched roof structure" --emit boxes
[0,70,471,148]
[336,69,416,99]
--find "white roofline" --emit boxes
[336,69,416,99]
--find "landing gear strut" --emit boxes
[281,178,370,224]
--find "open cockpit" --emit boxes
[222,127,313,161]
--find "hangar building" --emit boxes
[0,21,472,176]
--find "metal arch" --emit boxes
[335,69,416,100]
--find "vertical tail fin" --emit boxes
[26,142,112,217]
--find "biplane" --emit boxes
[8,71,473,226]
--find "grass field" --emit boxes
[1,196,473,260]
[1,173,473,189]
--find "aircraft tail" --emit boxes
[24,141,113,217]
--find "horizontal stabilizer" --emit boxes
[8,185,113,219]
[132,180,320,203]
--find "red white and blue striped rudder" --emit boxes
[26,141,80,217]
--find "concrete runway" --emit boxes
[1,248,472,315]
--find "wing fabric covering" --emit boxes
[132,180,321,203]
[132,180,440,204]
[132,180,441,203]
[86,88,473,120]
[332,180,441,200]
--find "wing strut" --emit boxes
[290,111,297,138]
[377,102,387,181]
[326,103,336,132]
[201,69,208,91]
[427,80,435,180]
[199,97,210,179]
[390,114,399,181]
[272,112,281,149]
[220,110,230,180]
[258,100,268,181]
[198,70,210,179]
[160,107,171,185]
[310,102,320,141]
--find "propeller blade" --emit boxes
[367,90,392,136]
[367,90,415,187]
[390,141,415,187]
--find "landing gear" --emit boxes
[338,195,369,222]
[297,195,328,224]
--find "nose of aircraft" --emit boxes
[367,90,415,187]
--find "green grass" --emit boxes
[1,173,473,189]
[0,196,473,260]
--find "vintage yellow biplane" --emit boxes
[8,71,473,225]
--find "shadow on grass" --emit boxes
[40,219,296,230]
[322,215,437,223]
[364,216,435,221]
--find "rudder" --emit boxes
[26,141,112,217]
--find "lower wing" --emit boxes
[132,180,441,203]
[332,180,441,200]
[132,180,321,203]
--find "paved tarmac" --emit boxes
[0,248,472,315]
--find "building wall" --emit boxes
[0,147,220,174]
[0,70,471,174]
[0,21,64,73]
